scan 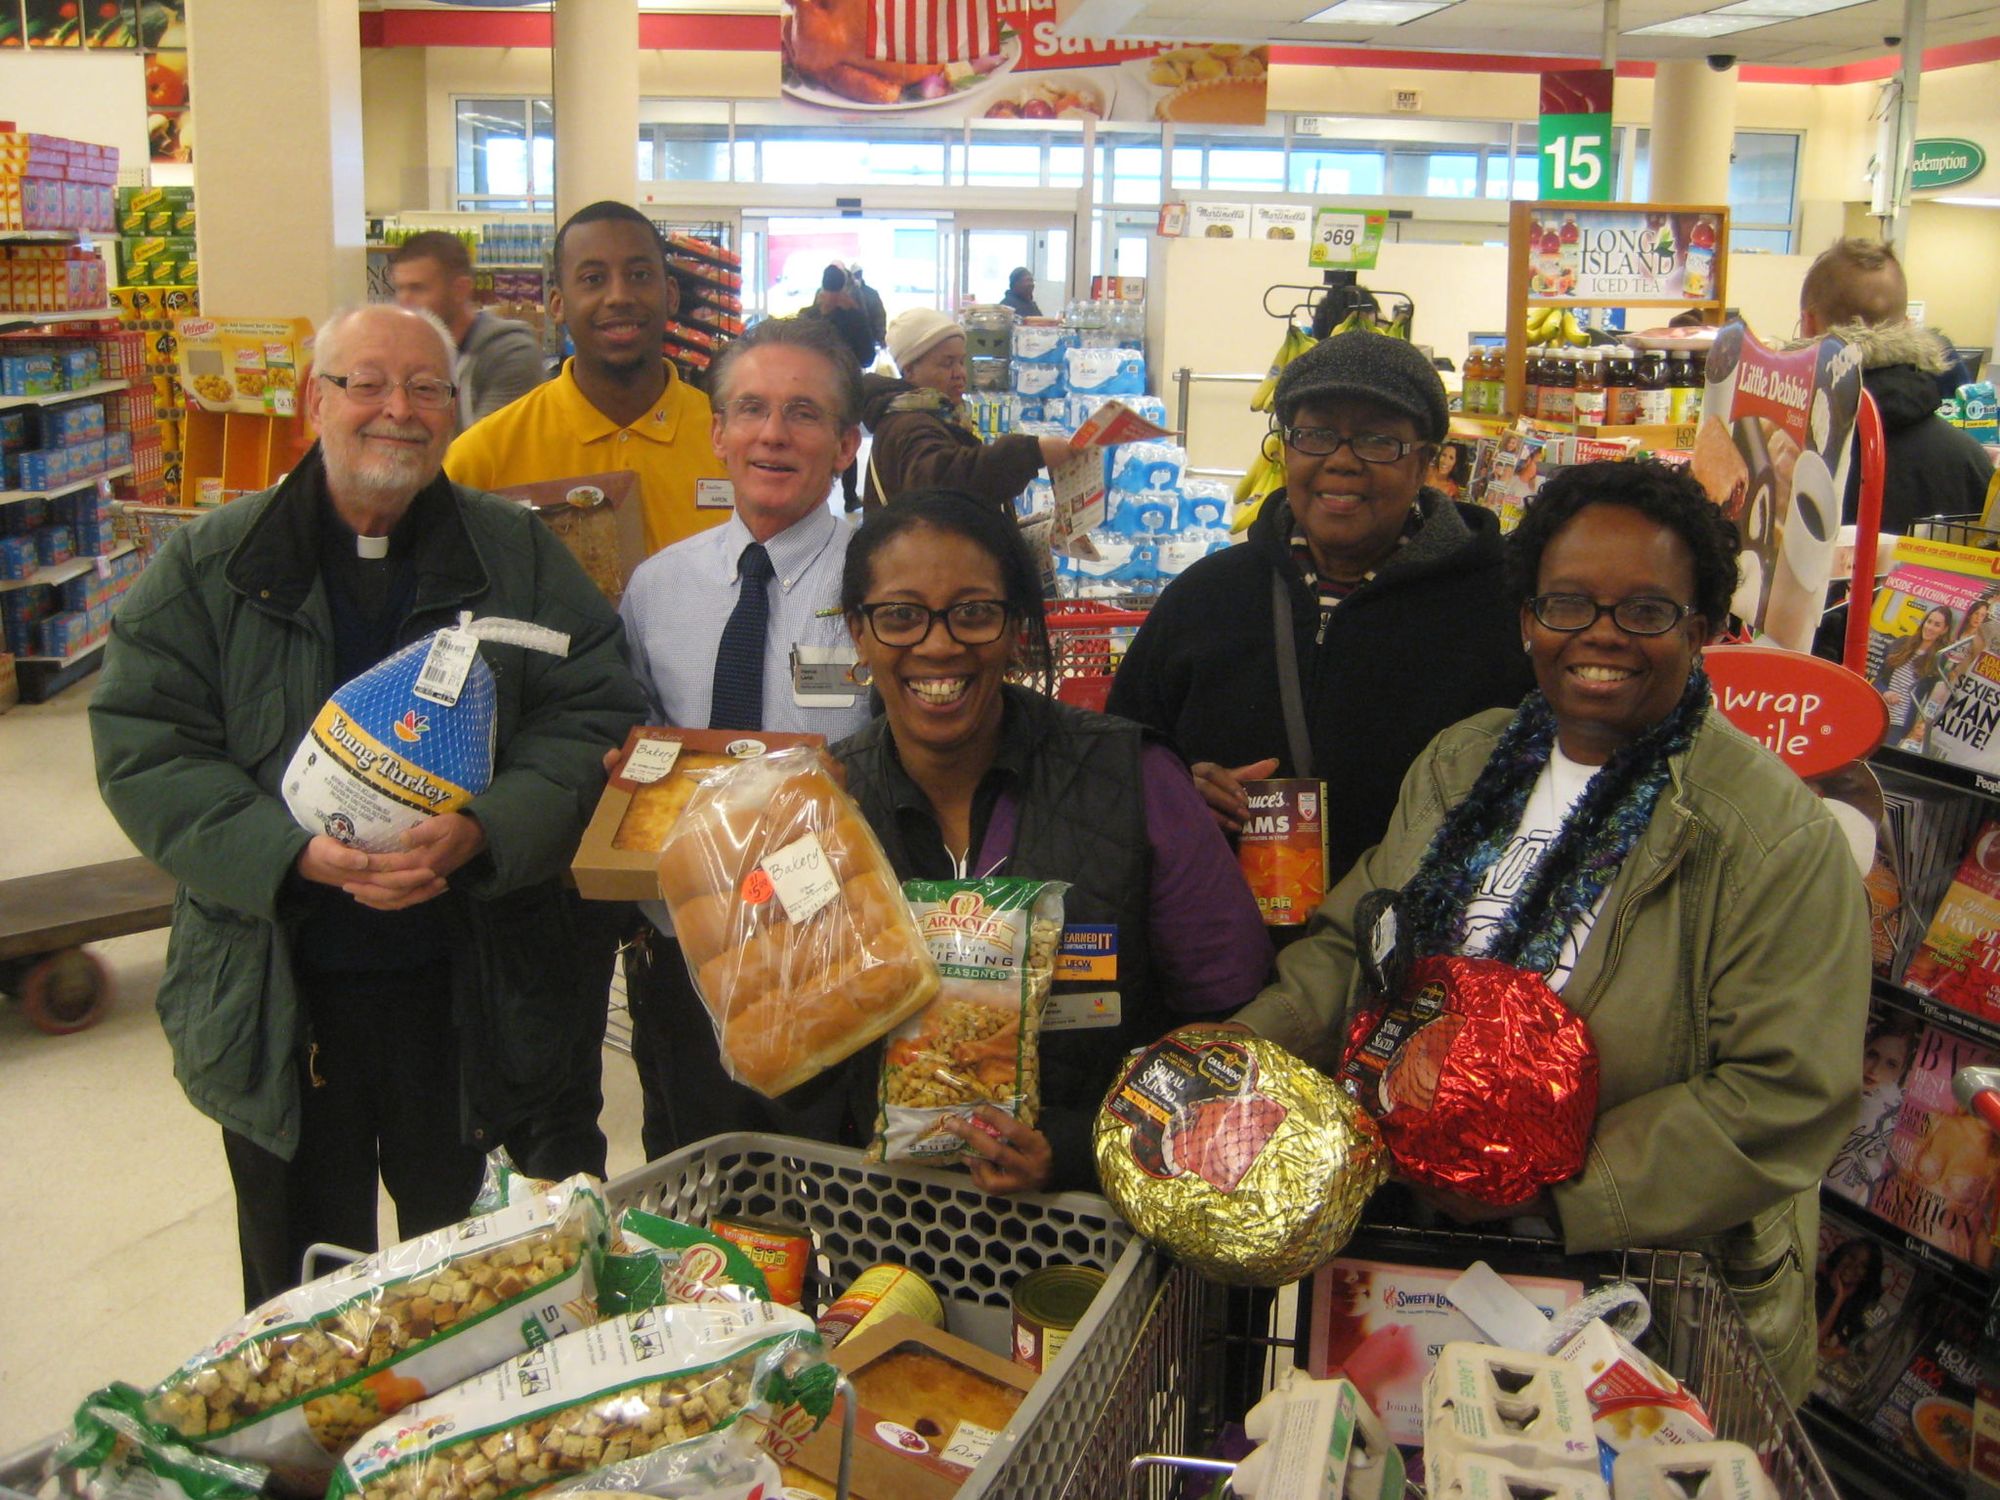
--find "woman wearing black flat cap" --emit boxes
[1108,330,1533,918]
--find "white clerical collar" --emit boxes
[356,533,389,560]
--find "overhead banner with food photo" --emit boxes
[1689,322,1865,652]
[780,0,1267,122]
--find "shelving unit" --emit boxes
[0,463,134,507]
[0,540,135,594]
[0,308,118,335]
[0,377,132,413]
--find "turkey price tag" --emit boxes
[412,628,478,707]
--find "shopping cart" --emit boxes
[601,1134,1210,1500]
[1123,1221,1840,1499]
[1037,601,1149,712]
[113,500,202,563]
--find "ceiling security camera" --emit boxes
[1706,53,1737,71]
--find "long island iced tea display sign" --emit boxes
[1500,200,1728,426]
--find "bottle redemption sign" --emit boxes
[1538,69,1615,203]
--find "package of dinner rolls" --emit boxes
[868,878,1067,1167]
[146,1174,608,1493]
[657,747,940,1097]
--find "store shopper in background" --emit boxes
[801,264,877,510]
[617,316,873,1160]
[446,200,731,557]
[860,307,1070,509]
[1106,330,1532,918]
[999,266,1041,318]
[831,491,1270,1193]
[848,263,887,355]
[90,304,646,1305]
[1798,237,1993,533]
[387,230,545,432]
[1235,460,1868,1400]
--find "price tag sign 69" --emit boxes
[1308,209,1387,271]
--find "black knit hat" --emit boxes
[1275,329,1450,442]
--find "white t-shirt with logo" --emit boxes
[1457,745,1608,991]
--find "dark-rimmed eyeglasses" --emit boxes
[1279,427,1420,463]
[856,599,1012,646]
[318,370,458,411]
[1530,593,1695,636]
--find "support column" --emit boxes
[553,0,640,222]
[185,0,364,323]
[1647,60,1737,205]
[1886,0,1925,256]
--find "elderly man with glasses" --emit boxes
[1107,329,1534,945]
[91,302,646,1306]
[615,314,875,1158]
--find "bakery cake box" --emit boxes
[572,726,828,902]
[780,1314,1038,1500]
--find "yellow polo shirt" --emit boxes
[445,359,731,556]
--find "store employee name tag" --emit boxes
[792,644,859,708]
[1042,991,1121,1031]
[695,478,735,509]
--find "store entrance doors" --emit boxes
[738,209,1075,323]
[740,212,951,325]
[956,212,1070,313]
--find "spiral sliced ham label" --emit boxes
[1095,1030,1387,1286]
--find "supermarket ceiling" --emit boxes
[1091,0,1998,67]
[360,0,1998,70]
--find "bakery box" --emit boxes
[782,1315,1039,1500]
[570,725,828,902]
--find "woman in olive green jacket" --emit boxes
[1238,461,1868,1402]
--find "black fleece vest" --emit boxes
[837,690,1164,1160]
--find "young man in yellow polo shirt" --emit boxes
[446,201,731,556]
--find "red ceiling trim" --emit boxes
[360,9,777,50]
[1271,34,2000,86]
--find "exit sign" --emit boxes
[1393,90,1422,111]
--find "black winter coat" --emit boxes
[1106,489,1535,888]
[1832,323,1994,533]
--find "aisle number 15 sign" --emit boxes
[1308,209,1387,271]
[1539,69,1614,202]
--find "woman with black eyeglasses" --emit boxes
[828,490,1271,1194]
[1235,459,1869,1402]
[1107,330,1533,937]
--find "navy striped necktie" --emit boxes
[709,542,774,730]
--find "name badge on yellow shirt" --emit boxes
[695,478,735,510]
[791,644,860,708]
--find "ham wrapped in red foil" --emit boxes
[1339,954,1599,1206]
[1095,1029,1387,1286]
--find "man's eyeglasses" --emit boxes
[1279,427,1420,463]
[1529,594,1695,636]
[855,600,1012,646]
[721,396,834,433]
[318,370,458,411]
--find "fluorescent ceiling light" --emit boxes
[1709,0,1867,15]
[1303,0,1451,23]
[1934,196,2000,208]
[1626,12,1769,35]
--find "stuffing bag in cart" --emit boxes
[328,1304,830,1500]
[146,1175,607,1492]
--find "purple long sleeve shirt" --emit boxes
[974,741,1272,1013]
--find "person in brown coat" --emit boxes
[860,307,1069,511]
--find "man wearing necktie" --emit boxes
[617,316,874,1156]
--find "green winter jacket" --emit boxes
[1238,704,1869,1403]
[90,450,647,1160]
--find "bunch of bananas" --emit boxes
[1526,307,1590,347]
[1251,322,1314,413]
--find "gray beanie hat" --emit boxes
[1274,329,1450,442]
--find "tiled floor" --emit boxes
[0,678,647,1456]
